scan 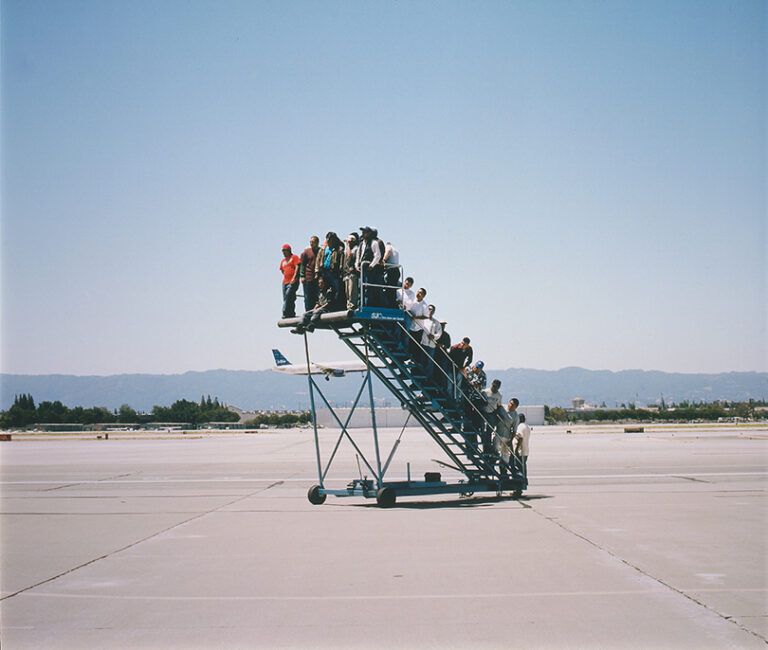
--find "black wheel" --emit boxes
[513,490,523,499]
[376,487,396,508]
[307,485,326,505]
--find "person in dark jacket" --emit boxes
[449,337,473,371]
[436,320,452,391]
[356,226,382,307]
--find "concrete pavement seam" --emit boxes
[38,472,137,493]
[0,480,283,603]
[528,503,767,644]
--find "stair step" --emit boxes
[332,328,509,480]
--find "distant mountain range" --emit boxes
[2,368,766,412]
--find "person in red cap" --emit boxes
[280,244,300,318]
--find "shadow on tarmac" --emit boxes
[351,494,552,509]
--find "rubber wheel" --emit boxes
[376,487,396,508]
[513,490,523,499]
[307,485,326,505]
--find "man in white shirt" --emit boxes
[397,276,415,310]
[383,241,400,307]
[494,406,514,470]
[482,379,503,414]
[480,379,502,456]
[494,398,519,473]
[407,287,430,363]
[383,241,399,267]
[515,412,531,485]
[420,304,443,379]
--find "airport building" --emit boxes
[317,404,546,428]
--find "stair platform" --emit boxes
[277,307,406,330]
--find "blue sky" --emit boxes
[2,0,765,376]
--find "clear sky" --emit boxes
[2,0,765,376]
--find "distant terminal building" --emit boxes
[570,398,598,412]
[522,405,546,425]
[28,423,86,433]
[317,405,546,428]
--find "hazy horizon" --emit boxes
[3,365,766,379]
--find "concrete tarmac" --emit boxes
[1,424,766,649]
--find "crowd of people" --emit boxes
[280,227,401,332]
[279,227,531,479]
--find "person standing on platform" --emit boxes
[494,404,515,476]
[315,232,344,304]
[383,241,400,307]
[436,320,452,387]
[368,227,386,306]
[507,397,520,430]
[343,232,360,310]
[407,287,430,361]
[449,337,473,371]
[494,397,520,477]
[420,304,443,379]
[395,276,416,349]
[462,360,487,433]
[299,236,320,312]
[465,360,487,392]
[480,379,503,456]
[397,276,416,310]
[355,226,381,307]
[448,337,473,397]
[279,244,300,318]
[515,411,531,483]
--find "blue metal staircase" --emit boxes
[279,305,526,506]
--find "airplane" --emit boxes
[271,349,367,380]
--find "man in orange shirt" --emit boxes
[280,244,300,318]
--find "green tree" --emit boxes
[82,407,115,425]
[117,404,139,423]
[732,402,752,419]
[1,394,38,428]
[545,406,569,423]
[36,400,68,423]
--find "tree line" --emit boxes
[4,393,762,429]
[243,412,312,427]
[1,394,240,429]
[544,399,766,424]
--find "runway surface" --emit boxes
[1,424,766,649]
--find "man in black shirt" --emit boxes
[291,275,337,334]
[449,337,473,370]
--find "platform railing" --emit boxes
[359,261,403,309]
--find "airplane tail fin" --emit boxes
[272,349,291,366]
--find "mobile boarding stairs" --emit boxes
[277,268,526,507]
